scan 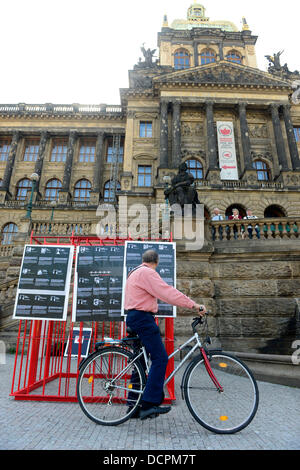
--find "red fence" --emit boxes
[10,233,175,403]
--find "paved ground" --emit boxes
[0,354,300,451]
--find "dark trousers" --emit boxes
[126,310,168,406]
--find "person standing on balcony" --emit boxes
[211,207,224,241]
[243,209,260,239]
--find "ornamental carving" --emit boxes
[251,150,273,162]
[249,124,268,139]
[181,122,203,137]
[181,149,206,161]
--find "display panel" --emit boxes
[73,245,124,322]
[121,241,177,318]
[13,245,74,321]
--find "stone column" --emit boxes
[172,101,181,168]
[34,131,49,195]
[89,131,105,205]
[270,104,289,172]
[0,131,21,202]
[93,132,105,192]
[282,104,300,171]
[59,131,77,203]
[193,43,199,66]
[218,43,224,61]
[159,101,169,168]
[238,103,252,171]
[206,101,218,170]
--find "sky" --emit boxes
[0,0,299,105]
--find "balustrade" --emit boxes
[210,217,300,242]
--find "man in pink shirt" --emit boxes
[124,249,206,420]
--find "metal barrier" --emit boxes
[10,232,175,403]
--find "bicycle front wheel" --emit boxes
[77,347,146,426]
[183,352,259,434]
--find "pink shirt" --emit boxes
[124,263,196,313]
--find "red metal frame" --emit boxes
[10,232,176,404]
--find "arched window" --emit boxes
[186,159,203,180]
[1,223,18,245]
[174,49,190,70]
[16,178,31,201]
[253,160,271,181]
[226,51,242,64]
[264,205,286,218]
[45,179,62,201]
[200,49,216,65]
[103,181,121,202]
[74,179,92,202]
[0,179,3,187]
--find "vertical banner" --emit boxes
[217,121,239,181]
[13,245,74,321]
[121,241,177,318]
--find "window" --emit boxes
[186,159,203,180]
[103,181,121,202]
[264,205,286,218]
[174,49,190,70]
[253,160,270,181]
[16,178,31,201]
[138,166,152,187]
[74,179,91,202]
[50,138,68,162]
[23,138,40,162]
[200,49,216,65]
[79,139,96,163]
[45,179,62,201]
[106,136,124,163]
[294,128,300,143]
[1,223,18,245]
[139,122,152,138]
[0,179,2,187]
[0,138,11,162]
[226,51,242,64]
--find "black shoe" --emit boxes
[140,406,171,420]
[127,406,140,419]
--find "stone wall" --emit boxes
[1,237,300,356]
[175,240,300,355]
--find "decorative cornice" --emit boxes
[152,62,293,90]
[0,103,125,120]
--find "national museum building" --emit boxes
[1,2,300,355]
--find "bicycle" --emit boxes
[76,315,259,434]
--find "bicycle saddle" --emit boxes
[126,326,138,338]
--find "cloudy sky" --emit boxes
[0,0,299,105]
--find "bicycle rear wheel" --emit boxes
[183,352,259,434]
[77,347,146,426]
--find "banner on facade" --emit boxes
[121,241,177,318]
[13,245,74,321]
[217,121,239,181]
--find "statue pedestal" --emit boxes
[170,213,206,251]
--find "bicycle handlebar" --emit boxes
[191,311,209,332]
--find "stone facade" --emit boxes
[0,2,300,354]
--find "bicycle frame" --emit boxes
[106,329,223,395]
